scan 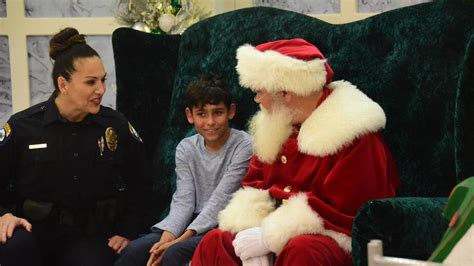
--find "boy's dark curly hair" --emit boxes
[185,74,232,110]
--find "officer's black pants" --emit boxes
[0,227,116,266]
[0,228,41,266]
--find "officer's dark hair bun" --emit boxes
[49,27,99,96]
[49,27,87,60]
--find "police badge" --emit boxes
[105,127,118,151]
[0,123,11,144]
[0,128,5,142]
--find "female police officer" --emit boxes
[0,28,150,266]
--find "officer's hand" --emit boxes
[0,213,32,244]
[108,235,129,254]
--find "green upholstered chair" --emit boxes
[112,0,474,264]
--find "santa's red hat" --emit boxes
[236,38,333,96]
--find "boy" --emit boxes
[115,74,253,266]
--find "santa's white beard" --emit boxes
[249,104,294,163]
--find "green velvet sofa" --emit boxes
[112,0,474,265]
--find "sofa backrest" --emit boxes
[113,29,180,158]
[113,0,474,219]
[113,30,181,219]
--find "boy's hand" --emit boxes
[147,241,176,266]
[148,230,176,253]
[148,239,170,255]
[147,229,196,266]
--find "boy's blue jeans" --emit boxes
[115,231,204,266]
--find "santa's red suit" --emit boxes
[192,39,400,266]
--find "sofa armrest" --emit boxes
[352,197,448,266]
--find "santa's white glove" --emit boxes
[233,227,271,260]
[242,254,274,266]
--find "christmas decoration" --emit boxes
[115,0,210,34]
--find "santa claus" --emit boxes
[191,38,400,266]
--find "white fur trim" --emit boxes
[298,80,386,156]
[320,230,352,253]
[236,44,327,96]
[261,194,352,254]
[218,187,275,234]
[261,194,323,254]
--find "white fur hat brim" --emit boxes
[236,44,328,96]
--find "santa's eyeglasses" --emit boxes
[254,90,270,103]
[254,90,287,103]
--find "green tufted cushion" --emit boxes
[352,197,449,265]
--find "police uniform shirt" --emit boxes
[0,97,150,238]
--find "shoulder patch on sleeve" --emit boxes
[128,122,143,143]
[0,122,12,145]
